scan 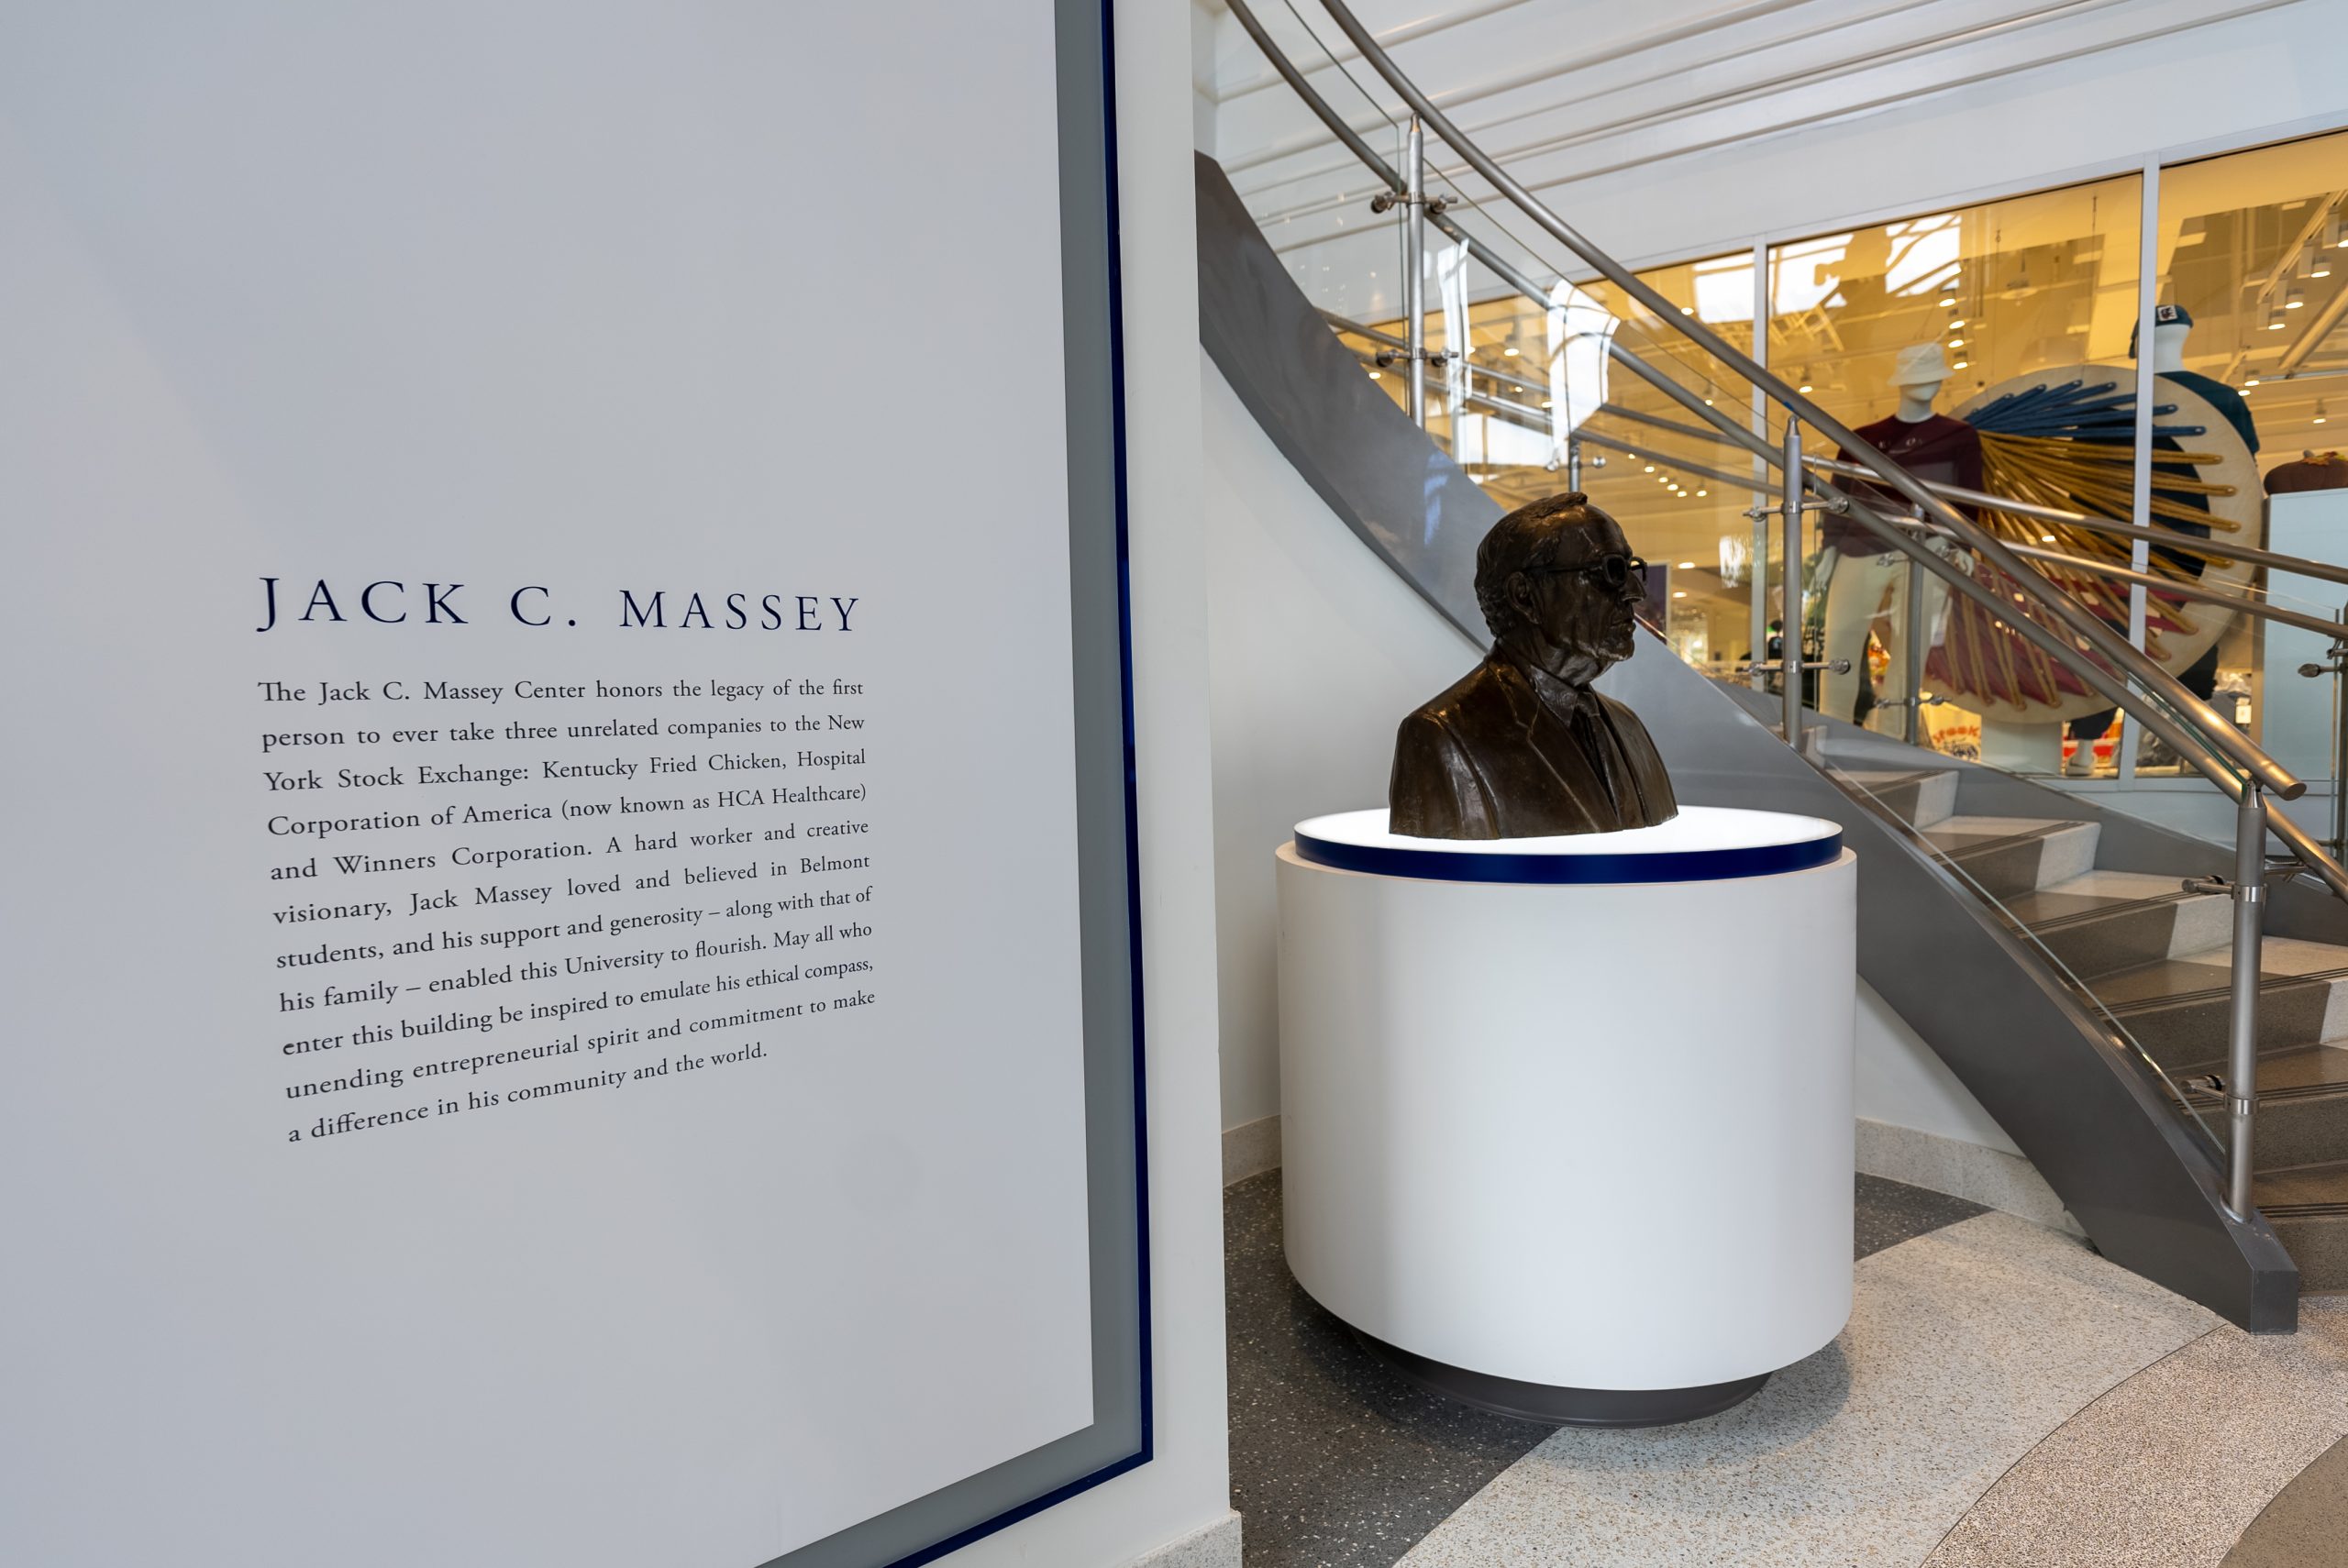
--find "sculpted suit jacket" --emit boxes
[1389,654,1678,839]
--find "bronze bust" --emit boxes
[1389,492,1678,839]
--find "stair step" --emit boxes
[2101,938,2348,1069]
[2181,1045,2348,1168]
[2254,1161,2348,1291]
[1834,767,1959,830]
[1919,816,2100,899]
[2010,870,2233,979]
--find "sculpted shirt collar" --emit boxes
[1496,647,1600,718]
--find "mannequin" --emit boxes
[1820,342,1975,731]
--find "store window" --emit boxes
[2159,129,2348,497]
[2158,129,2348,778]
[1764,177,2147,764]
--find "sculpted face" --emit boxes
[1504,511,1642,682]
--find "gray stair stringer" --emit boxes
[1196,149,2299,1331]
[1611,661,2298,1331]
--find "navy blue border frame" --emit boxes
[885,3,1156,1561]
[1294,825,1842,885]
[768,4,1152,1567]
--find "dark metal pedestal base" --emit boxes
[1354,1329,1771,1427]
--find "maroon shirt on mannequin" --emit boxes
[1826,413,1983,553]
[2266,452,2348,495]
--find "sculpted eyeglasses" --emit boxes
[1531,553,1647,592]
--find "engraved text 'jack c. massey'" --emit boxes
[254,579,859,635]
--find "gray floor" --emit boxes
[1224,1169,1986,1568]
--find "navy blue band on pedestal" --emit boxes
[1292,826,1843,885]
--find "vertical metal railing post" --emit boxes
[1749,238,1771,696]
[1902,505,1926,745]
[1782,420,1806,748]
[2226,782,2267,1220]
[2333,613,2348,860]
[1402,117,1426,427]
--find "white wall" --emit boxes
[948,4,1235,1564]
[1857,981,2019,1154]
[1202,359,1479,1134]
[1201,0,2348,312]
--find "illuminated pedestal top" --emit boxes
[1293,804,1842,884]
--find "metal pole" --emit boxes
[1903,509,1926,745]
[1565,434,1582,491]
[1782,419,1805,748]
[2119,158,2161,792]
[2226,783,2267,1220]
[1403,117,1426,428]
[1750,237,1770,696]
[2334,613,2347,861]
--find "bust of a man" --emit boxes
[1389,491,1678,839]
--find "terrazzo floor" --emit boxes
[1225,1170,2348,1568]
[1224,1169,1983,1568]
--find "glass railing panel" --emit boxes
[1817,748,2233,1156]
[1217,0,1410,326]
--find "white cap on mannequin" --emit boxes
[1888,342,1952,388]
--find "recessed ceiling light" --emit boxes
[1644,464,1656,472]
[1937,295,1956,308]
[1368,370,1382,380]
[1948,337,1966,348]
[1671,590,1688,599]
[2041,534,2056,543]
[1678,560,1696,569]
[1696,489,1709,497]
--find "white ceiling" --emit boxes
[1196,0,2332,303]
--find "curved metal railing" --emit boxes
[1228,0,2347,1221]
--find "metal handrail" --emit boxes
[1335,296,2348,596]
[1229,0,2318,1220]
[1303,0,2302,806]
[1804,456,2348,591]
[1469,381,2348,600]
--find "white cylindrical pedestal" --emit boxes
[1276,806,1855,1425]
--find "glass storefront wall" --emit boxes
[1343,126,2347,786]
[1763,175,2147,765]
[2157,130,2348,790]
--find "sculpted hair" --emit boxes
[1474,491,1605,638]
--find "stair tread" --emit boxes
[2254,1160,2348,1213]
[2010,870,2222,930]
[1830,766,1960,828]
[2099,940,2348,1005]
[1835,767,1954,789]
[2233,1044,2348,1095]
[1923,815,2092,843]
